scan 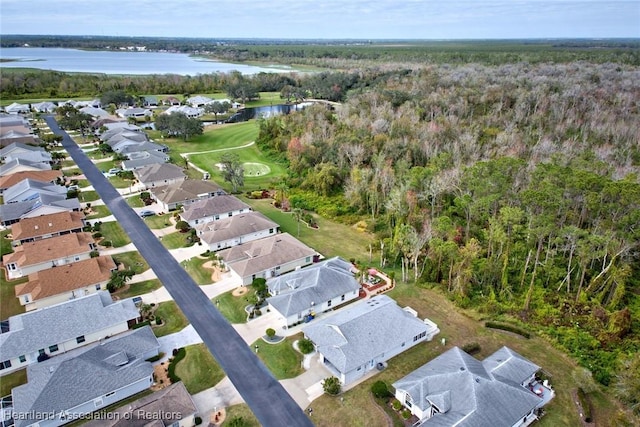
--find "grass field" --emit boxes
[183,257,215,285]
[153,121,259,154]
[160,231,195,249]
[78,190,100,203]
[0,369,27,397]
[142,213,173,229]
[245,198,374,263]
[252,334,304,380]
[111,251,149,274]
[113,279,162,299]
[175,343,225,394]
[212,290,250,324]
[126,195,145,208]
[221,404,260,427]
[86,205,111,219]
[152,301,188,337]
[99,221,131,247]
[0,269,26,320]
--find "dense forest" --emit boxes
[2,38,639,417]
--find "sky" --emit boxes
[1,0,638,40]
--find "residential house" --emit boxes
[0,142,52,165]
[164,105,204,118]
[3,232,96,279]
[3,179,67,204]
[392,346,554,427]
[267,257,361,327]
[115,107,153,119]
[0,170,62,194]
[217,232,318,285]
[0,158,51,177]
[182,194,251,228]
[4,102,30,114]
[100,123,141,135]
[199,211,279,252]
[15,255,117,311]
[31,101,58,113]
[162,96,181,106]
[150,180,225,211]
[121,150,170,171]
[0,194,81,227]
[10,211,86,245]
[134,163,186,189]
[11,326,159,427]
[79,106,111,119]
[0,291,140,376]
[117,140,167,155]
[142,96,159,107]
[0,130,38,148]
[185,95,213,107]
[83,382,198,427]
[303,295,440,385]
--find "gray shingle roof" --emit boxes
[217,232,316,278]
[200,211,278,245]
[151,180,223,205]
[0,158,51,176]
[392,346,542,427]
[0,142,46,157]
[183,195,250,222]
[0,291,139,361]
[303,295,433,373]
[0,195,80,224]
[134,163,186,185]
[267,257,359,317]
[3,179,67,204]
[12,327,158,426]
[122,151,169,170]
[482,346,540,385]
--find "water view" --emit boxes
[0,47,294,75]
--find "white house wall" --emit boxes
[206,227,277,252]
[187,207,250,228]
[21,281,109,311]
[238,255,314,285]
[6,252,92,279]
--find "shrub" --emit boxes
[92,232,102,239]
[194,416,202,426]
[392,400,402,411]
[155,317,163,325]
[298,338,315,354]
[371,380,392,398]
[167,347,186,383]
[485,321,531,338]
[266,328,276,338]
[461,342,481,355]
[323,376,341,395]
[402,410,412,419]
[145,352,165,363]
[577,388,593,422]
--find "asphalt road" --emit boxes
[46,116,314,427]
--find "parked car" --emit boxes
[139,210,156,218]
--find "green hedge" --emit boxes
[485,321,531,338]
[461,342,481,355]
[145,352,165,363]
[167,347,186,384]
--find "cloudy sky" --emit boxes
[1,0,638,39]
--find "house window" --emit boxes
[19,355,26,363]
[327,300,332,307]
[275,266,280,270]
[95,284,101,291]
[74,256,80,261]
[228,212,233,217]
[195,219,199,224]
[0,360,12,370]
[305,256,311,263]
[105,391,115,398]
[38,349,45,355]
[7,263,16,271]
[341,294,345,301]
[76,335,86,344]
[49,344,59,353]
[413,331,427,342]
[215,215,220,220]
[269,228,274,234]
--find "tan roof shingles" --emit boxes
[15,256,116,300]
[11,211,85,241]
[3,232,95,267]
[0,170,62,190]
[218,233,317,278]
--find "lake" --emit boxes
[0,47,295,75]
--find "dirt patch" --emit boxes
[571,389,596,427]
[152,362,171,391]
[232,286,248,297]
[202,260,224,282]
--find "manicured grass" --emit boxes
[244,92,284,108]
[252,334,304,380]
[99,221,131,247]
[1,229,13,257]
[174,343,225,394]
[160,231,195,250]
[62,167,81,176]
[74,179,90,188]
[0,369,27,397]
[212,290,250,324]
[108,175,136,189]
[78,190,100,202]
[222,404,260,427]
[113,279,162,299]
[94,159,119,171]
[111,251,149,274]
[86,205,111,219]
[0,269,26,319]
[183,256,215,285]
[142,213,173,229]
[152,301,188,337]
[159,121,259,154]
[126,195,145,208]
[245,198,374,263]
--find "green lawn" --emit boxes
[159,121,259,154]
[221,404,261,427]
[212,290,251,324]
[0,369,27,397]
[174,343,225,394]
[99,221,131,247]
[62,167,81,176]
[245,198,374,263]
[183,257,215,285]
[245,92,284,108]
[108,175,136,189]
[142,213,173,229]
[78,190,100,202]
[252,334,304,380]
[113,279,162,299]
[111,251,149,274]
[1,229,13,257]
[152,301,188,337]
[161,231,196,250]
[86,205,112,219]
[0,269,26,320]
[126,195,145,208]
